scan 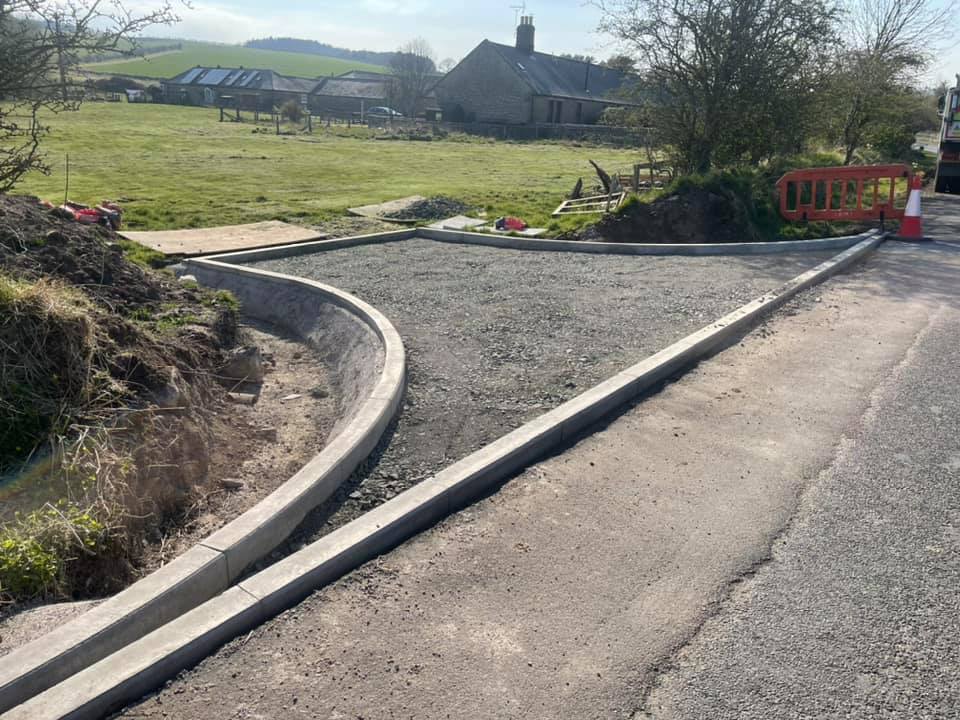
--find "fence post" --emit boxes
[275,113,280,135]
[633,164,641,192]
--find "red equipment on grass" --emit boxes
[42,200,124,229]
[775,164,913,225]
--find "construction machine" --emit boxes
[934,75,960,194]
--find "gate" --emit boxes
[775,164,913,224]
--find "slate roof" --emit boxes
[267,73,318,94]
[483,41,636,104]
[313,77,388,99]
[336,70,393,81]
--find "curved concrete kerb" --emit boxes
[3,235,884,720]
[0,263,405,715]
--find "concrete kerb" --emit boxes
[0,263,406,716]
[195,228,880,268]
[4,234,883,720]
[419,227,877,256]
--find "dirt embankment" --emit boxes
[570,187,765,244]
[0,195,335,610]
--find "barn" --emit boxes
[434,17,638,126]
[161,67,319,111]
[309,74,390,116]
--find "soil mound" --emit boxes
[571,187,763,245]
[0,194,247,602]
[1,198,241,492]
[383,196,470,221]
[0,195,238,468]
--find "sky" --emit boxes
[157,0,959,85]
[159,0,621,63]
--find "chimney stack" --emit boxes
[516,15,535,55]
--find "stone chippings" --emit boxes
[247,239,835,553]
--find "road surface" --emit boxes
[122,202,960,719]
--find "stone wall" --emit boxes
[434,43,532,124]
[530,96,610,125]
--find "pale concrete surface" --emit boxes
[120,221,326,257]
[348,196,426,223]
[118,237,959,719]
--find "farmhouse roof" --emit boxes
[482,40,637,105]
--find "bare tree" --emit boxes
[389,38,436,118]
[437,57,457,74]
[0,0,179,192]
[829,0,956,164]
[594,0,837,173]
[604,54,636,74]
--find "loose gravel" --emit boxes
[247,239,835,556]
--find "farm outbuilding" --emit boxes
[309,75,389,116]
[161,67,320,111]
[434,17,639,126]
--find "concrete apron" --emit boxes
[2,236,882,720]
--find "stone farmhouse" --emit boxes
[160,67,392,117]
[433,17,639,125]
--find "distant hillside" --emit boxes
[246,37,397,68]
[82,39,387,79]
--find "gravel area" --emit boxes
[247,239,835,556]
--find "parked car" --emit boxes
[366,106,403,118]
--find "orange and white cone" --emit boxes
[899,174,925,241]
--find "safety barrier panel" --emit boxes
[776,164,913,223]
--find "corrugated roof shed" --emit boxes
[165,67,320,94]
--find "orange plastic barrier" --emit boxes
[776,164,913,223]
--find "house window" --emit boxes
[301,94,308,106]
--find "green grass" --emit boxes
[14,103,636,231]
[82,40,386,79]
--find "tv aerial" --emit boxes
[510,2,528,27]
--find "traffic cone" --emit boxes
[898,174,925,241]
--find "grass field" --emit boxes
[13,103,636,232]
[83,40,386,80]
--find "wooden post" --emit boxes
[219,107,224,122]
[236,107,240,122]
[633,164,640,193]
[275,112,280,135]
[307,113,312,133]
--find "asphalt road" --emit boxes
[640,202,960,719]
[119,211,960,719]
